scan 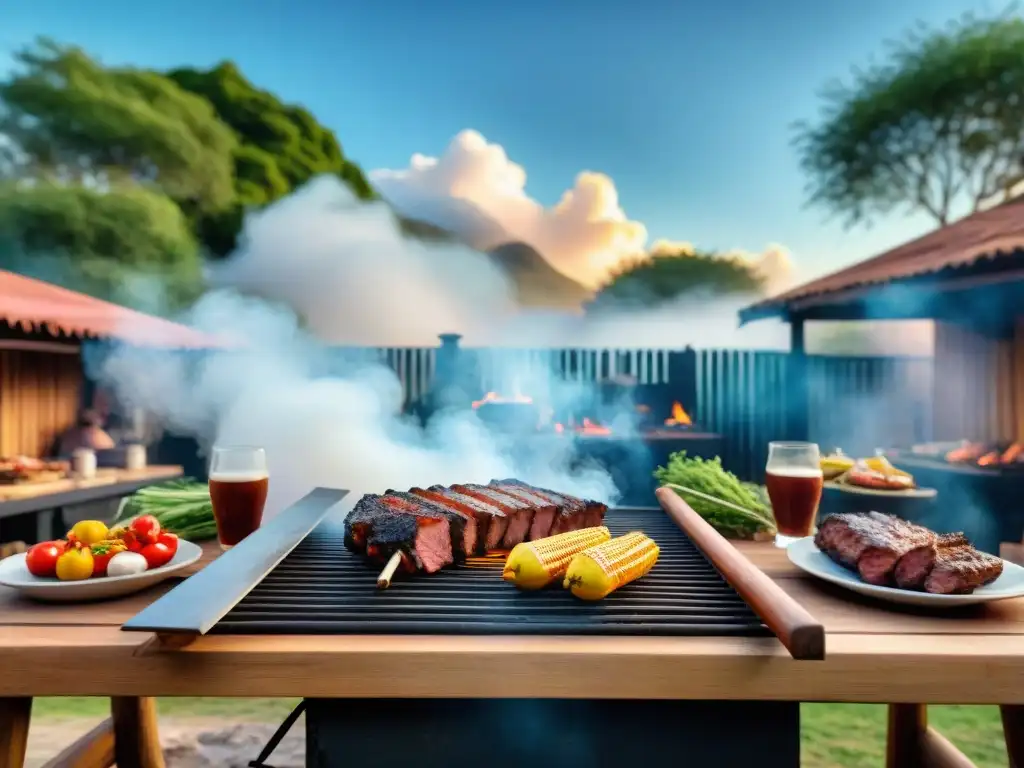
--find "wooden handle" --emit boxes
[656,486,826,661]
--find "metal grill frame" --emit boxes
[208,507,771,638]
[121,486,825,660]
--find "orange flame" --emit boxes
[664,401,692,427]
[578,418,612,436]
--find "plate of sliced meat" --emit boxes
[788,512,1024,606]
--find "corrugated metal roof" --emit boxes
[0,270,230,348]
[741,197,1024,322]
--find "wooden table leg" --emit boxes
[110,697,164,768]
[1004,706,1024,768]
[887,704,927,768]
[0,697,32,768]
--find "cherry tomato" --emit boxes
[139,541,174,569]
[129,515,161,545]
[90,540,128,577]
[156,532,179,556]
[25,540,66,578]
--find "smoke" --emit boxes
[91,184,623,515]
[206,176,520,347]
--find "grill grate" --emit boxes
[210,508,771,637]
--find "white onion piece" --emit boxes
[107,551,148,577]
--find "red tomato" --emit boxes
[129,515,161,545]
[156,532,179,556]
[90,540,128,577]
[25,540,66,577]
[139,541,174,569]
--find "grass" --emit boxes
[32,699,1008,766]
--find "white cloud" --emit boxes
[373,130,797,294]
[372,130,647,288]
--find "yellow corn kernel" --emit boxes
[563,532,659,600]
[502,526,612,589]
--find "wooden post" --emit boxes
[111,697,164,768]
[1003,705,1024,768]
[0,697,32,768]
[788,318,810,441]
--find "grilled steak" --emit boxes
[814,512,935,585]
[924,539,1004,594]
[385,490,474,562]
[485,481,559,540]
[452,484,535,548]
[894,532,968,590]
[344,494,453,574]
[420,486,509,552]
[492,479,607,533]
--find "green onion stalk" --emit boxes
[114,478,218,541]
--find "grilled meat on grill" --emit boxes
[384,490,474,562]
[484,481,560,540]
[344,494,453,574]
[815,512,1004,594]
[924,539,1004,594]
[491,479,607,533]
[451,484,535,548]
[345,479,612,580]
[418,486,508,551]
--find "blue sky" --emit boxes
[2,0,1006,283]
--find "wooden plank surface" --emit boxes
[0,466,181,501]
[0,510,1021,702]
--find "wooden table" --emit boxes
[0,466,183,545]
[0,527,1022,766]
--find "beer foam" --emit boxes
[765,466,823,478]
[209,471,269,483]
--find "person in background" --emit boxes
[57,409,116,456]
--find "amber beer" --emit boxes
[208,446,268,550]
[764,442,822,548]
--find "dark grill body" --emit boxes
[210,508,770,638]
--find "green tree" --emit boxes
[0,39,237,213]
[0,182,205,314]
[586,249,763,312]
[166,62,375,255]
[795,12,1024,228]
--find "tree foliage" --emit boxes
[166,62,375,255]
[586,248,764,312]
[795,12,1024,227]
[0,39,237,213]
[0,182,205,312]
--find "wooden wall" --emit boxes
[0,347,83,457]
[933,321,1021,442]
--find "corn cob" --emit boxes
[563,532,659,600]
[502,526,611,589]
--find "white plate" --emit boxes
[0,540,203,602]
[787,537,1024,607]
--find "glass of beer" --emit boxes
[209,446,269,551]
[764,441,823,548]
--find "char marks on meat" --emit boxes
[816,512,1004,594]
[345,479,611,580]
[343,494,453,574]
[485,481,559,540]
[420,486,509,552]
[452,484,534,549]
[924,537,1004,595]
[490,478,607,533]
[385,490,473,562]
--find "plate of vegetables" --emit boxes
[0,515,202,602]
